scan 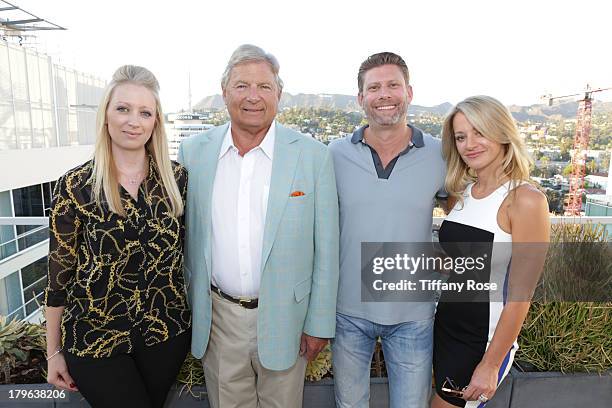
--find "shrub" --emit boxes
[516,222,612,373]
[517,302,611,372]
[536,223,611,302]
[0,317,46,384]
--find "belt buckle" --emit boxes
[238,296,253,308]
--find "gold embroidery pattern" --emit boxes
[45,160,191,358]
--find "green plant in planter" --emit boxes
[537,223,611,302]
[176,343,335,389]
[305,343,332,381]
[517,222,612,373]
[0,316,46,384]
[517,302,611,372]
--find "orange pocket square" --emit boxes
[290,191,305,197]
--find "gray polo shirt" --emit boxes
[329,125,446,324]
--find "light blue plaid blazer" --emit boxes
[177,122,339,370]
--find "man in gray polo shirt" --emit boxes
[329,52,446,408]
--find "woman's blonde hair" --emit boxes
[442,95,533,204]
[92,65,183,217]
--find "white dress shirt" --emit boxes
[210,122,275,298]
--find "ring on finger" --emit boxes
[478,393,488,403]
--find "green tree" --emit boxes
[600,151,610,174]
[543,188,564,214]
[559,138,573,161]
[586,159,597,175]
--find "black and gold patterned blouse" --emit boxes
[45,158,191,358]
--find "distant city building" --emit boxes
[585,175,608,191]
[165,112,213,160]
[608,158,612,196]
[0,38,105,322]
[585,158,612,239]
[585,195,612,239]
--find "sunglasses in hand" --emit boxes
[441,377,466,398]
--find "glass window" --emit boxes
[21,257,47,315]
[79,74,102,107]
[26,52,41,104]
[22,258,48,318]
[77,109,95,145]
[8,46,28,101]
[0,272,24,318]
[68,109,78,145]
[76,72,86,103]
[56,107,69,146]
[21,256,47,289]
[39,56,53,105]
[14,101,33,150]
[0,191,17,261]
[31,107,45,148]
[66,70,77,107]
[0,42,12,101]
[25,293,43,316]
[13,184,44,217]
[42,182,53,214]
[54,67,68,108]
[0,102,17,150]
[17,227,48,252]
[43,108,57,148]
[12,184,44,239]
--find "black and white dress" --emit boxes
[434,181,518,407]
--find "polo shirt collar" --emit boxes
[351,124,425,149]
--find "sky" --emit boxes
[10,0,612,112]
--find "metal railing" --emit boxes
[6,290,45,322]
[0,217,49,262]
[0,225,48,262]
[0,217,49,226]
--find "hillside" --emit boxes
[194,93,612,121]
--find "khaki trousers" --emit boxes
[203,291,307,408]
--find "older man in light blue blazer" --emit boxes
[177,44,339,408]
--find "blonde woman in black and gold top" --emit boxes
[44,65,191,408]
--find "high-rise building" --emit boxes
[165,112,213,160]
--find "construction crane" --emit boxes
[542,85,612,215]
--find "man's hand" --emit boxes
[299,333,328,362]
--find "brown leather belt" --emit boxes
[211,285,259,309]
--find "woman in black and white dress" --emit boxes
[431,95,550,408]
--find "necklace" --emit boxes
[118,171,145,186]
[126,174,143,185]
[117,164,148,186]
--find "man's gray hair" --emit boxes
[221,44,284,92]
